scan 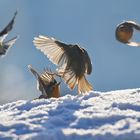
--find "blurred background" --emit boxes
[0,0,140,104]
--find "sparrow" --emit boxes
[0,10,18,56]
[28,65,61,99]
[33,35,93,94]
[115,20,140,47]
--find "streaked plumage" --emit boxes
[33,35,93,94]
[115,21,140,47]
[0,11,18,56]
[28,65,61,99]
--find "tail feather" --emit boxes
[78,76,93,94]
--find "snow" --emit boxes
[0,89,140,140]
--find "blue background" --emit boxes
[0,0,140,104]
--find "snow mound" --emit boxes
[0,89,140,140]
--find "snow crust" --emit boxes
[0,89,140,140]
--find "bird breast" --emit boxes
[116,24,133,43]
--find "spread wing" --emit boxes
[33,35,69,68]
[3,36,18,49]
[0,36,18,56]
[40,70,56,85]
[28,65,56,85]
[0,11,17,42]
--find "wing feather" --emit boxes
[0,11,17,42]
[82,48,92,74]
[33,35,68,66]
[3,36,18,49]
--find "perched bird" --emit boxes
[0,11,18,56]
[115,20,140,47]
[28,65,61,99]
[33,35,93,94]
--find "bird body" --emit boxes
[115,21,140,47]
[33,35,93,94]
[0,11,18,56]
[28,65,60,99]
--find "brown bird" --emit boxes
[0,10,18,56]
[28,65,61,99]
[115,20,140,47]
[33,35,93,94]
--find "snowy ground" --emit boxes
[0,89,140,140]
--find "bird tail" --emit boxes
[78,76,93,94]
[28,65,40,79]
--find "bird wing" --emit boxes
[40,70,59,98]
[28,64,55,85]
[3,36,18,50]
[124,21,140,46]
[33,35,69,68]
[61,48,92,89]
[40,70,55,85]
[82,48,92,74]
[127,41,140,47]
[0,36,18,56]
[28,65,51,96]
[60,68,78,89]
[0,11,17,42]
[125,21,140,31]
[28,65,40,79]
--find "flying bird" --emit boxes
[33,35,93,94]
[28,65,61,99]
[0,10,18,56]
[115,20,140,47]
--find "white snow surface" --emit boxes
[0,89,140,140]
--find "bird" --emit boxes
[28,65,61,99]
[0,10,18,56]
[33,35,93,94]
[115,20,140,47]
